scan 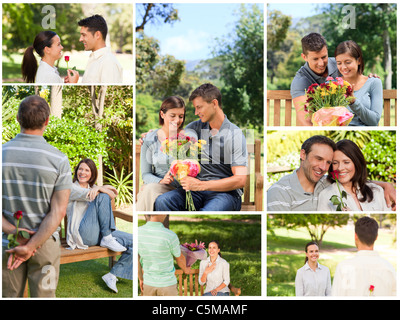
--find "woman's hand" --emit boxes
[87,186,101,201]
[204,261,216,275]
[160,171,174,185]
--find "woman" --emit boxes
[22,31,63,83]
[334,40,383,126]
[199,240,230,296]
[318,139,390,211]
[136,96,195,211]
[295,241,331,296]
[66,158,133,292]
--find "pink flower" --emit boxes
[326,76,334,81]
[335,77,344,86]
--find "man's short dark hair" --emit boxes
[189,83,222,108]
[78,14,108,41]
[301,33,327,55]
[355,216,378,246]
[301,135,336,156]
[17,95,50,130]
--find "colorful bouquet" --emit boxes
[180,240,207,267]
[160,133,206,211]
[329,170,348,211]
[303,77,355,126]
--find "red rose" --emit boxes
[369,285,375,291]
[14,210,23,220]
[330,170,339,180]
[64,56,70,62]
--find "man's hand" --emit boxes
[180,176,204,191]
[6,243,36,270]
[292,96,312,126]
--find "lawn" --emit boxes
[56,216,133,298]
[267,225,397,296]
[138,215,262,296]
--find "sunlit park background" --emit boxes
[266,130,396,190]
[2,85,133,297]
[135,3,263,138]
[138,215,262,296]
[267,214,397,296]
[267,3,397,126]
[2,3,133,83]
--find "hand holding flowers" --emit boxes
[302,77,355,126]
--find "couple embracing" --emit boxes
[267,135,396,212]
[22,14,122,84]
[137,83,248,211]
[291,32,383,126]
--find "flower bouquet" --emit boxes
[180,240,207,267]
[303,77,355,126]
[160,133,206,211]
[329,170,348,211]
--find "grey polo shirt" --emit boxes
[2,133,72,234]
[266,170,329,211]
[185,116,248,197]
[290,57,341,99]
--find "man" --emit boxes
[2,96,72,297]
[267,135,396,211]
[290,33,341,126]
[154,83,248,211]
[332,216,396,296]
[68,14,123,83]
[138,215,189,296]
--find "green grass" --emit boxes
[138,215,262,296]
[267,226,397,296]
[56,218,133,298]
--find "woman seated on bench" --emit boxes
[66,158,133,293]
[199,240,231,296]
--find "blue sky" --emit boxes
[268,3,320,18]
[136,3,263,61]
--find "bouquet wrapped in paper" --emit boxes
[303,77,355,126]
[160,133,206,211]
[180,240,207,267]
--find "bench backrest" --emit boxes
[175,269,204,296]
[267,89,397,126]
[135,139,263,211]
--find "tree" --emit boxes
[214,4,264,130]
[269,214,350,245]
[136,3,179,32]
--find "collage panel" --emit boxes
[267,213,397,297]
[2,85,133,298]
[266,129,396,213]
[266,3,397,128]
[2,2,133,84]
[135,3,264,213]
[138,214,262,297]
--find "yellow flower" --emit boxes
[199,139,207,145]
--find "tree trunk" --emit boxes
[50,85,63,118]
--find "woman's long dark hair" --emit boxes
[327,139,373,203]
[21,31,58,83]
[304,241,319,264]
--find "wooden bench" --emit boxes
[136,139,264,211]
[267,89,397,126]
[175,269,241,296]
[23,201,133,297]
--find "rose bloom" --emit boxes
[14,210,23,220]
[65,56,70,62]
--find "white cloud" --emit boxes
[161,30,212,60]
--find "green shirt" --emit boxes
[138,221,181,287]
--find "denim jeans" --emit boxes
[154,187,242,211]
[203,291,230,296]
[79,193,133,280]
